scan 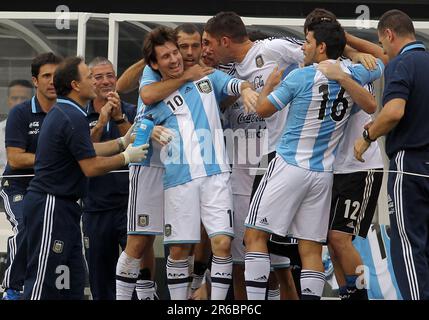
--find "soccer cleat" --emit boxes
[2,289,23,300]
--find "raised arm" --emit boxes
[116,59,146,94]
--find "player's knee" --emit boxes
[243,228,269,248]
[211,235,231,255]
[169,244,191,260]
[328,232,352,255]
[125,235,147,258]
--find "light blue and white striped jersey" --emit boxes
[268,59,384,172]
[144,69,244,189]
[130,66,164,168]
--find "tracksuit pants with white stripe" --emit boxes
[0,185,27,291]
[388,150,429,300]
[23,191,86,300]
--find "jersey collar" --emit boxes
[399,41,426,55]
[57,97,87,116]
[86,100,98,115]
[31,96,45,114]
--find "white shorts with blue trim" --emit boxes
[127,165,164,235]
[163,172,234,244]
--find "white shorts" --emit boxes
[245,155,333,243]
[231,194,251,264]
[127,165,164,235]
[163,173,234,244]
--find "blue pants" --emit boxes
[23,191,86,300]
[82,208,127,300]
[388,150,429,300]
[0,186,27,291]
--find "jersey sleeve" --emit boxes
[382,60,411,105]
[139,65,162,90]
[143,102,172,126]
[267,68,302,111]
[5,106,29,149]
[208,70,244,101]
[64,115,96,161]
[265,38,304,66]
[348,59,384,86]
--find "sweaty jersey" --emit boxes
[144,70,244,189]
[234,37,304,153]
[268,59,384,172]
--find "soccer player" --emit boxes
[22,56,148,300]
[244,20,383,300]
[203,11,303,299]
[1,53,60,300]
[115,23,213,300]
[304,8,386,300]
[141,26,257,300]
[355,9,429,300]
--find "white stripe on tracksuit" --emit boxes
[0,189,19,289]
[393,151,420,300]
[30,194,55,300]
[355,170,374,235]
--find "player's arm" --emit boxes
[6,147,35,169]
[345,33,389,66]
[78,143,148,177]
[317,61,377,114]
[116,59,146,94]
[93,123,135,156]
[354,98,405,162]
[140,64,214,105]
[255,67,285,118]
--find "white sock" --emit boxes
[115,252,141,300]
[210,255,233,300]
[300,269,326,300]
[244,252,270,300]
[166,256,191,300]
[136,280,156,300]
[268,287,280,300]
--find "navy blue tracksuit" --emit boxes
[1,96,47,292]
[23,97,96,300]
[383,41,429,300]
[82,101,135,300]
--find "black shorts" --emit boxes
[329,169,383,238]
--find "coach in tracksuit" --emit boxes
[0,53,61,300]
[82,57,136,300]
[355,10,429,300]
[22,56,148,300]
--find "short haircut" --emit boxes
[31,52,63,78]
[7,79,33,96]
[53,56,83,97]
[142,26,177,66]
[204,11,248,43]
[378,9,415,37]
[248,30,270,42]
[304,8,337,34]
[307,20,346,60]
[175,23,201,36]
[88,56,114,69]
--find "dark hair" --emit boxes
[7,79,32,91]
[378,9,415,37]
[307,21,346,60]
[31,52,63,78]
[175,23,201,36]
[248,30,270,42]
[204,11,248,43]
[304,8,337,34]
[142,26,177,66]
[53,56,83,97]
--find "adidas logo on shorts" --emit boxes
[259,217,269,225]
